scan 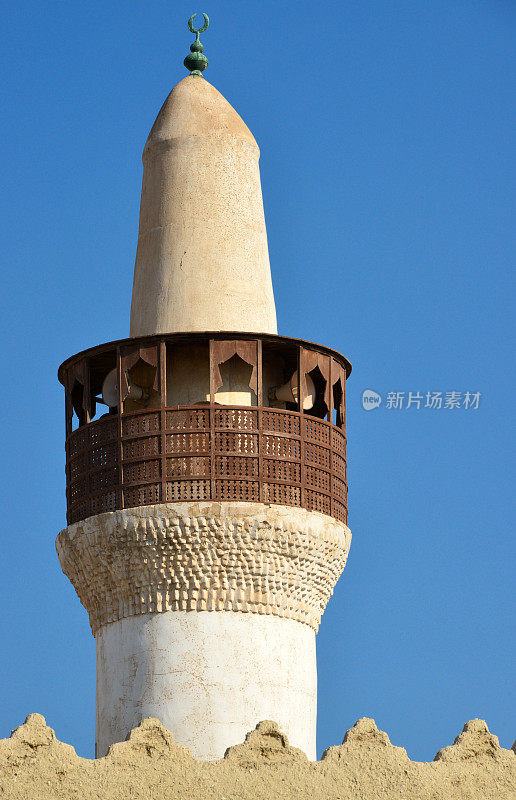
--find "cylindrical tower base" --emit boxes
[57,502,350,760]
[96,611,316,759]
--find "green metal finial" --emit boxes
[184,12,210,76]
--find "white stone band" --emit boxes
[56,502,351,634]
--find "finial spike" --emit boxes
[184,13,210,77]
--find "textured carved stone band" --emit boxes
[56,502,351,634]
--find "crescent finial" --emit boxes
[188,12,209,35]
[184,13,210,76]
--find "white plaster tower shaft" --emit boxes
[57,15,351,762]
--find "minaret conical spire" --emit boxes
[130,16,277,337]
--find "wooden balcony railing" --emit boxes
[66,405,347,525]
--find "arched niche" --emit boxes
[121,345,160,411]
[331,359,346,429]
[301,349,331,419]
[211,340,258,407]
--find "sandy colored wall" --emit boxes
[1,713,515,800]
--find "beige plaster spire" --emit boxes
[129,75,277,336]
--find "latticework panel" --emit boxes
[89,467,119,495]
[306,465,331,493]
[332,499,347,523]
[123,460,161,486]
[332,475,348,504]
[262,482,301,507]
[332,451,347,481]
[69,452,88,482]
[166,479,210,502]
[166,456,210,478]
[67,418,119,524]
[166,408,209,431]
[263,459,301,483]
[214,407,257,431]
[122,412,160,438]
[304,417,331,446]
[70,499,90,522]
[332,427,347,456]
[69,476,88,506]
[215,456,259,478]
[88,442,117,470]
[67,426,90,460]
[66,406,347,525]
[122,436,160,460]
[263,434,300,460]
[166,432,210,454]
[214,431,258,454]
[124,483,161,509]
[214,479,260,502]
[89,419,118,447]
[305,442,331,469]
[262,410,300,436]
[90,490,120,516]
[306,489,332,517]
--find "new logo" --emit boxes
[362,389,382,411]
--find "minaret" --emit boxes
[56,15,351,761]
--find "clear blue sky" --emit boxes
[1,0,514,761]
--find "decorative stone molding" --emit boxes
[56,502,351,634]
